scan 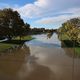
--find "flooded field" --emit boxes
[0,33,80,80]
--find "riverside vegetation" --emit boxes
[0,8,32,52]
[0,8,80,54]
[58,18,80,54]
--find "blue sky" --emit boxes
[0,0,35,6]
[0,0,80,29]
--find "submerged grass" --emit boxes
[0,43,14,52]
[75,48,80,54]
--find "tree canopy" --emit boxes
[58,18,80,44]
[0,8,30,40]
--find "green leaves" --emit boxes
[0,8,30,40]
[58,18,80,43]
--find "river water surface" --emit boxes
[0,33,80,80]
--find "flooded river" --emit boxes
[0,33,80,80]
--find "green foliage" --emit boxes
[31,28,45,34]
[0,8,30,40]
[58,18,80,44]
[14,35,33,41]
[0,35,33,52]
[75,48,80,56]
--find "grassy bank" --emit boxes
[58,33,70,40]
[0,35,33,52]
[14,35,33,41]
[59,33,80,54]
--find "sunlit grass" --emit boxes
[0,43,14,52]
[59,33,70,40]
[14,35,33,40]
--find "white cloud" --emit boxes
[17,4,42,18]
[35,8,80,24]
[34,0,49,8]
[15,0,80,28]
[61,8,80,14]
[16,0,49,18]
[35,15,69,24]
[17,0,80,18]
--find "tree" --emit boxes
[23,23,31,35]
[0,8,30,40]
[58,18,80,44]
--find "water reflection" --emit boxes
[26,46,80,80]
[25,33,80,80]
[0,33,80,80]
[46,33,80,58]
[18,54,55,80]
[0,45,30,80]
[61,41,80,58]
[47,32,53,39]
[26,33,61,48]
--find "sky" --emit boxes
[0,0,80,29]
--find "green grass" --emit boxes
[0,43,14,52]
[59,33,70,40]
[59,33,80,48]
[0,35,33,52]
[14,35,33,41]
[60,33,80,54]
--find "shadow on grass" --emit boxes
[61,40,80,48]
[0,39,31,45]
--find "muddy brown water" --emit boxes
[0,33,80,80]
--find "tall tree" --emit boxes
[0,8,30,40]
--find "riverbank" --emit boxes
[0,36,33,52]
[59,33,80,54]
